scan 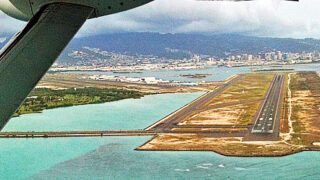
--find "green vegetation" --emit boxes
[289,73,308,135]
[287,72,319,147]
[180,74,274,127]
[239,102,261,125]
[14,87,148,117]
[210,73,274,104]
[290,73,310,91]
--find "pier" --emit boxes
[0,130,156,138]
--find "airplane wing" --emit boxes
[0,3,94,130]
[196,0,298,1]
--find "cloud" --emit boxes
[0,11,26,35]
[80,0,320,38]
[2,0,320,38]
[0,37,7,43]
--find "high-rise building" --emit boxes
[271,52,276,61]
[283,53,289,62]
[265,53,272,61]
[241,54,248,61]
[277,51,282,61]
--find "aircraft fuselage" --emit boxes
[0,0,153,21]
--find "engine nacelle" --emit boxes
[0,0,33,21]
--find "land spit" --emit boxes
[3,72,320,157]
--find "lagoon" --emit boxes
[1,64,320,179]
[63,66,251,82]
[62,63,320,83]
[3,93,203,132]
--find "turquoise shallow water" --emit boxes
[1,137,319,180]
[0,137,111,179]
[3,93,203,132]
[0,93,203,179]
[31,138,320,180]
[1,64,320,179]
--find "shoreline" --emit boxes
[136,144,320,158]
[6,71,320,158]
[135,147,305,158]
[136,72,320,157]
[14,87,149,117]
[14,91,204,118]
[51,62,320,74]
[134,134,314,157]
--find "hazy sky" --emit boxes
[1,0,320,38]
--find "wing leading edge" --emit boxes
[0,3,94,130]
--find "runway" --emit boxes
[145,75,243,132]
[0,73,285,140]
[252,74,285,134]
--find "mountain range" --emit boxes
[2,32,320,64]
